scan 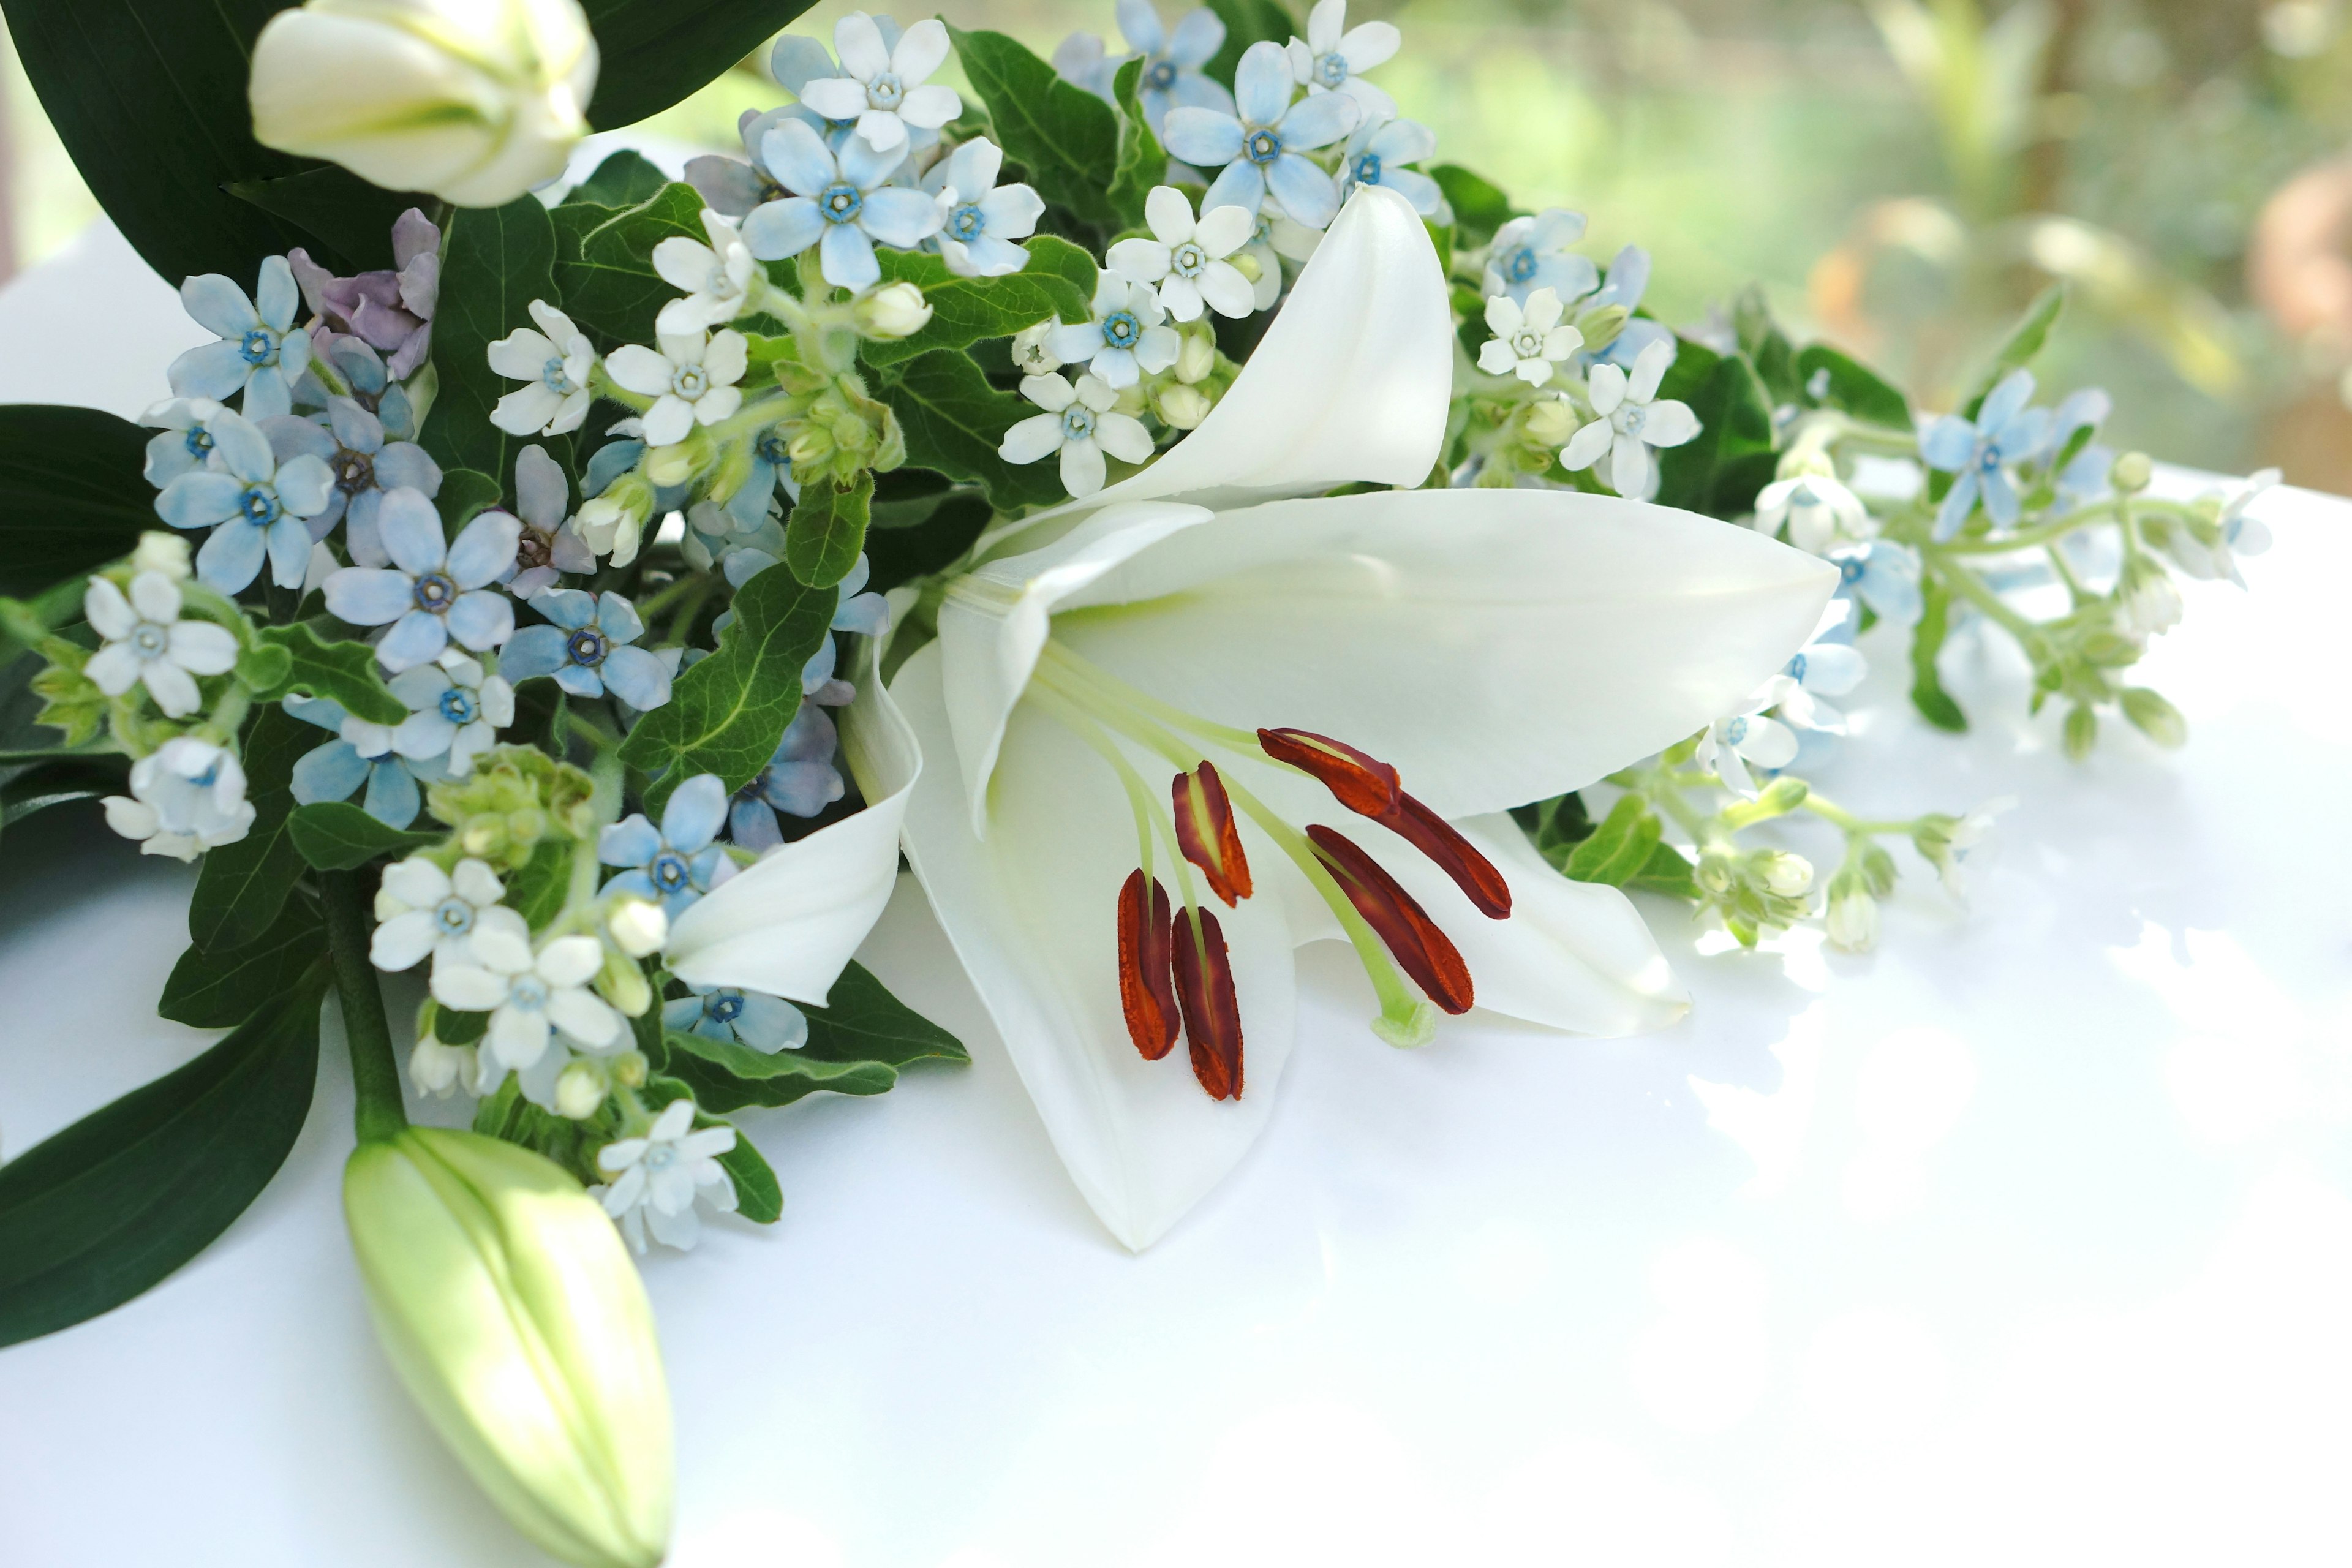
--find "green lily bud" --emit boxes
[345,1128,672,1568]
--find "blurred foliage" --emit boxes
[7,0,2350,483]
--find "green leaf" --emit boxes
[618,562,838,812]
[1109,58,1169,229]
[189,705,312,951]
[158,894,329,1030]
[1204,0,1297,86]
[866,489,993,594]
[503,835,576,931]
[436,467,507,529]
[717,1137,783,1224]
[1430,164,1521,249]
[420,197,560,489]
[579,0,817,132]
[0,406,157,598]
[801,960,969,1070]
[1511,791,1596,867]
[1909,577,1970,732]
[1562,794,1665,886]
[1964,284,2064,416]
[1653,340,1778,519]
[785,472,875,590]
[564,149,670,209]
[224,167,421,274]
[662,962,967,1113]
[0,980,323,1349]
[550,183,706,348]
[1621,840,1700,901]
[1795,344,1912,431]
[287,801,440,871]
[1732,285,1802,409]
[875,350,1069,513]
[254,622,408,725]
[0,756,127,839]
[949,28,1121,225]
[863,243,1096,368]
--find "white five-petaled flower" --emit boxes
[605,328,748,448]
[653,208,762,335]
[1046,271,1182,388]
[1107,187,1258,322]
[102,736,255,861]
[1284,0,1402,119]
[81,571,238,718]
[793,12,961,153]
[1695,705,1800,797]
[1476,287,1583,386]
[1000,373,1155,499]
[1559,337,1701,501]
[740,118,944,290]
[322,489,519,672]
[1753,472,1872,555]
[489,300,598,437]
[168,258,312,421]
[921,138,1046,277]
[1162,40,1359,230]
[593,1098,738,1253]
[432,927,625,1074]
[392,648,514,775]
[371,855,529,971]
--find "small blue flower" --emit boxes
[1284,0,1403,120]
[262,396,443,564]
[500,589,673,708]
[322,489,518,673]
[153,407,336,594]
[139,397,224,488]
[1115,0,1235,134]
[1574,246,1674,374]
[1163,40,1358,230]
[662,981,809,1051]
[308,334,420,441]
[1920,369,2054,538]
[729,703,846,849]
[1338,115,1441,216]
[285,693,450,828]
[1483,208,1600,306]
[1829,540,1923,627]
[920,138,1046,278]
[686,498,787,580]
[600,774,734,916]
[168,257,311,421]
[739,118,944,290]
[725,426,802,533]
[1045,271,1183,390]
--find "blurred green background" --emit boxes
[5,0,2347,485]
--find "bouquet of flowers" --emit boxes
[0,0,2263,1561]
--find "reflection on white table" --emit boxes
[1,219,2346,1568]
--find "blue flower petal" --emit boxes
[156,472,244,529]
[1200,158,1266,220]
[167,339,254,401]
[375,487,447,576]
[292,739,371,804]
[447,511,521,589]
[552,663,608,699]
[498,624,571,680]
[600,815,665,867]
[375,609,450,673]
[595,592,646,645]
[445,590,514,651]
[195,519,268,594]
[729,796,783,850]
[363,759,421,827]
[265,516,314,589]
[181,273,257,338]
[735,992,808,1051]
[661,773,729,853]
[1162,107,1243,167]
[600,645,673,710]
[819,222,881,290]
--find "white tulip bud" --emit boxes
[130,531,194,581]
[854,282,933,341]
[249,0,600,208]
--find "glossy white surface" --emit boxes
[1,222,2346,1567]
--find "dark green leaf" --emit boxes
[1653,339,1778,519]
[0,407,156,598]
[0,980,323,1348]
[287,801,440,870]
[717,1137,782,1224]
[784,472,874,590]
[564,149,671,208]
[189,705,312,950]
[159,894,328,1029]
[801,960,969,1069]
[949,28,1121,225]
[1109,58,1168,230]
[865,490,992,594]
[1,756,127,835]
[864,243,1095,368]
[1964,284,2064,416]
[1204,0,1297,86]
[421,197,560,488]
[1796,344,1912,430]
[1562,794,1665,886]
[618,563,837,812]
[580,0,816,132]
[224,167,421,275]
[874,349,1068,513]
[1909,577,1970,732]
[550,183,706,348]
[662,961,967,1112]
[254,622,408,725]
[1511,791,1595,867]
[436,468,506,529]
[440,1007,492,1047]
[1430,164,1520,249]
[502,836,576,931]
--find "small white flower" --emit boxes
[1011,321,1064,375]
[102,737,255,861]
[1107,187,1258,323]
[431,927,625,1073]
[1044,271,1182,389]
[999,372,1156,498]
[1284,0,1402,119]
[922,138,1046,278]
[653,209,761,335]
[81,571,239,718]
[1558,337,1701,500]
[408,1037,475,1097]
[1483,207,1598,304]
[851,280,933,339]
[1826,884,1879,951]
[1694,706,1798,797]
[1754,473,1872,555]
[1918,796,2015,898]
[1766,602,1868,734]
[129,531,195,581]
[390,648,513,776]
[2116,557,2184,639]
[604,328,748,448]
[554,1060,609,1120]
[372,854,528,971]
[489,300,598,437]
[794,12,962,153]
[1476,287,1583,386]
[593,1098,739,1253]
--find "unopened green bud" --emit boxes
[343,1129,672,1568]
[613,1050,650,1089]
[2119,686,2185,748]
[853,281,933,340]
[1760,850,1815,897]
[1575,303,1629,352]
[1174,323,1217,384]
[1825,876,1879,952]
[2111,451,2152,493]
[130,530,194,580]
[2063,703,2098,761]
[1156,382,1213,429]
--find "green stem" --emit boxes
[1923,548,2039,641]
[323,870,409,1144]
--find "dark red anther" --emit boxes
[1307,825,1475,1014]
[1117,870,1180,1061]
[1171,907,1245,1099]
[1256,728,1401,818]
[1171,760,1253,907]
[1381,793,1512,918]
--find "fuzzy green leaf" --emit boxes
[1964,284,2064,417]
[436,467,507,529]
[1562,794,1665,886]
[1653,339,1779,519]
[549,182,706,348]
[785,472,875,590]
[420,197,560,489]
[1109,58,1169,229]
[224,167,421,276]
[718,1136,783,1224]
[564,149,670,209]
[874,349,1069,513]
[254,622,408,725]
[188,705,312,951]
[949,28,1121,225]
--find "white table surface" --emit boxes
[1,219,2346,1568]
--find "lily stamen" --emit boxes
[1171,760,1252,905]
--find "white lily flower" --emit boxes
[862,187,1834,1249]
[1559,337,1700,500]
[1476,287,1583,386]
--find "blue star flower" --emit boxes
[500,589,673,709]
[728,702,846,850]
[1828,541,1923,626]
[1920,369,2054,538]
[321,488,518,673]
[662,981,809,1050]
[152,407,336,594]
[285,693,451,828]
[167,257,312,420]
[1162,40,1359,230]
[600,774,734,916]
[262,395,443,564]
[1483,208,1600,306]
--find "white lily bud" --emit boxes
[554,1061,608,1120]
[130,530,194,581]
[343,1129,671,1568]
[854,282,933,341]
[249,0,600,208]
